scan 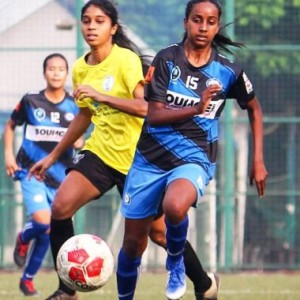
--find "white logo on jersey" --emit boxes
[206,78,223,90]
[124,193,131,205]
[170,66,181,81]
[25,125,67,142]
[166,91,200,108]
[242,72,253,94]
[65,112,75,122]
[197,176,204,190]
[73,153,85,164]
[34,108,46,121]
[198,98,225,119]
[103,75,114,91]
[33,194,44,203]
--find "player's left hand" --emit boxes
[196,84,221,115]
[74,85,100,102]
[249,161,268,198]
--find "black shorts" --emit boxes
[66,150,126,198]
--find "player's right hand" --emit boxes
[5,155,21,177]
[28,156,55,181]
[196,84,221,115]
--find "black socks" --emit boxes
[183,240,212,294]
[50,218,76,295]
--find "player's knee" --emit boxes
[36,222,50,235]
[164,198,190,224]
[122,234,148,257]
[51,198,74,219]
[164,201,187,223]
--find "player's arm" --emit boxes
[147,84,221,125]
[74,82,147,118]
[3,118,20,177]
[73,135,85,150]
[29,107,91,179]
[245,96,268,197]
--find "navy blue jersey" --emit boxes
[135,43,255,180]
[11,90,79,188]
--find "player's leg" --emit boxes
[149,215,213,297]
[163,178,196,299]
[163,164,220,300]
[117,164,164,300]
[117,217,153,300]
[47,169,100,299]
[163,163,213,299]
[16,177,51,296]
[19,220,50,296]
[46,150,118,299]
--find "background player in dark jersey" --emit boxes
[117,1,268,299]
[29,1,215,300]
[4,53,83,296]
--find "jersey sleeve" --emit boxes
[121,51,144,95]
[10,96,27,126]
[72,58,91,109]
[145,50,170,103]
[227,70,255,109]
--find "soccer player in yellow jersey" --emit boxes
[72,43,145,175]
[30,1,216,299]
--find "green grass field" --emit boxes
[1,270,300,300]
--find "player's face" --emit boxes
[184,2,220,49]
[44,57,68,90]
[81,5,118,49]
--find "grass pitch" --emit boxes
[1,269,300,299]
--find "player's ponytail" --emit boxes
[212,24,244,54]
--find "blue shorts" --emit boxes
[121,163,209,219]
[20,176,57,216]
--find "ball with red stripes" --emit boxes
[57,234,114,292]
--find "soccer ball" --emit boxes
[56,234,114,292]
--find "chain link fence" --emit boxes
[0,0,299,271]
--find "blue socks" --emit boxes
[117,248,141,300]
[22,232,50,281]
[116,217,188,299]
[20,220,50,281]
[21,220,50,243]
[165,216,189,267]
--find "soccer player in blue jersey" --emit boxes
[117,0,268,299]
[4,53,83,296]
[29,1,217,300]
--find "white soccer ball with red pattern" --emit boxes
[57,234,114,292]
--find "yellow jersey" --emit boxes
[72,44,144,175]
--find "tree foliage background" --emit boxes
[61,0,299,115]
[115,0,300,49]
